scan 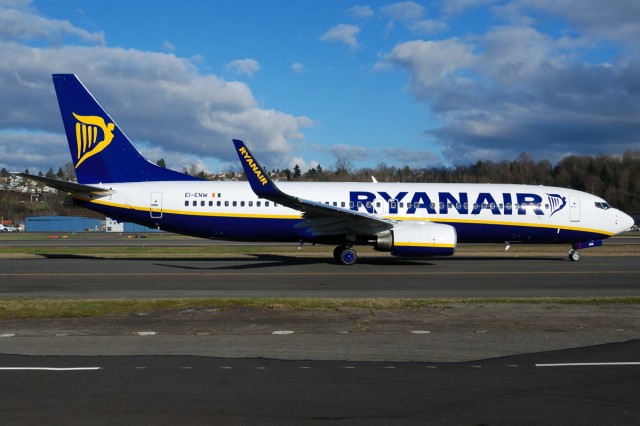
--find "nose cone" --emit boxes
[617,211,635,234]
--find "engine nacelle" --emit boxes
[375,222,457,257]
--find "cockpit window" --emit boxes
[595,202,611,210]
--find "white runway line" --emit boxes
[0,367,102,371]
[536,362,640,367]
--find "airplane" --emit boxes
[15,74,635,265]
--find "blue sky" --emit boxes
[1,0,639,175]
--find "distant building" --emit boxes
[26,216,102,232]
[25,215,163,233]
[105,218,162,233]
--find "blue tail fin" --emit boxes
[52,74,200,184]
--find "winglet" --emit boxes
[232,139,284,199]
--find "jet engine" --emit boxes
[374,222,457,257]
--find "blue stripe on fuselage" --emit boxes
[74,199,609,244]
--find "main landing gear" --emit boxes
[333,245,358,265]
[568,249,581,262]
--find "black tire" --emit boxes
[569,250,581,261]
[339,248,357,265]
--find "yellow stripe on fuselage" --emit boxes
[74,196,613,236]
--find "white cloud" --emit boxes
[291,62,306,74]
[407,19,448,35]
[503,0,640,48]
[381,25,640,165]
[441,0,497,16]
[162,39,175,52]
[320,24,360,49]
[380,1,425,21]
[0,2,105,45]
[382,39,477,92]
[383,148,440,167]
[346,5,374,20]
[0,8,312,173]
[329,144,374,161]
[226,58,261,78]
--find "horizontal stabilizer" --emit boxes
[13,173,113,196]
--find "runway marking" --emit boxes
[272,330,295,335]
[1,270,637,277]
[536,362,640,367]
[0,367,102,371]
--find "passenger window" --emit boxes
[257,201,261,207]
[240,201,245,207]
[192,201,197,207]
[358,201,363,207]
[233,201,237,207]
[366,202,372,208]
[184,201,189,207]
[265,202,270,207]
[440,202,445,209]
[349,201,354,208]
[201,201,205,206]
[248,201,253,207]
[209,201,213,207]
[341,202,345,207]
[416,202,420,208]
[390,201,397,209]
[217,201,221,207]
[225,201,229,207]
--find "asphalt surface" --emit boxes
[1,255,639,298]
[1,237,639,424]
[1,341,639,425]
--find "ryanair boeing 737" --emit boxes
[17,74,634,264]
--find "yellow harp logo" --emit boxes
[72,112,115,168]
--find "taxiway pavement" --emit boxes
[1,255,639,298]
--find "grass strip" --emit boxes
[1,297,640,320]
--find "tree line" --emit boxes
[264,152,640,214]
[2,150,639,214]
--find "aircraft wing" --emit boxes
[232,139,394,236]
[12,173,113,196]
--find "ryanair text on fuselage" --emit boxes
[350,191,567,216]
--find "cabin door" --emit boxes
[569,195,580,222]
[150,192,163,219]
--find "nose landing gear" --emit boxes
[568,249,581,262]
